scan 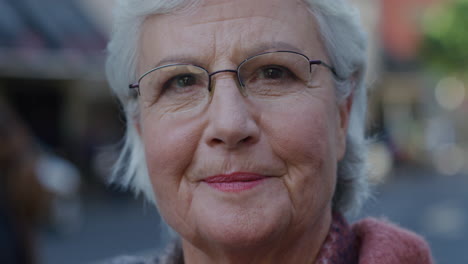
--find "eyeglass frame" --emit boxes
[128,50,341,96]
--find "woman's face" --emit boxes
[137,0,351,252]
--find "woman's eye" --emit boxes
[260,66,289,80]
[263,67,283,79]
[175,75,196,87]
[162,74,198,91]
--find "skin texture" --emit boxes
[136,0,352,263]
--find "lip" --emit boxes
[203,172,268,192]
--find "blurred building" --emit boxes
[372,0,468,176]
[0,0,122,182]
[351,0,468,179]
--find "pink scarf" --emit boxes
[107,213,434,264]
[315,212,359,264]
[314,213,434,264]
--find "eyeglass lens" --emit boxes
[137,52,317,113]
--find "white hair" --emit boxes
[106,0,369,216]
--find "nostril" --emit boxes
[212,138,223,145]
[210,135,253,147]
[240,136,252,144]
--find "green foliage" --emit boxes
[421,0,468,74]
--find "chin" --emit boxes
[190,186,292,249]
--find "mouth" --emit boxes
[202,172,268,192]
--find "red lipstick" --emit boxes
[203,172,267,192]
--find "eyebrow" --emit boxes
[154,55,201,68]
[152,41,305,69]
[242,41,304,59]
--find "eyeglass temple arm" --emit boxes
[309,60,341,80]
[129,83,141,96]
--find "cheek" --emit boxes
[264,97,339,214]
[139,114,202,204]
[267,100,338,167]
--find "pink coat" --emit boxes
[353,218,434,264]
[106,216,434,264]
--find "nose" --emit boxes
[204,74,260,150]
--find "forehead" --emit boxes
[139,0,324,70]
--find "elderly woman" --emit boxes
[105,0,433,263]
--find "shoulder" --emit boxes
[100,240,183,264]
[352,218,434,264]
[100,255,159,264]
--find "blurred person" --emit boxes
[105,0,434,263]
[35,150,82,235]
[0,95,83,263]
[0,97,48,264]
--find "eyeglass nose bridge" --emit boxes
[208,69,247,97]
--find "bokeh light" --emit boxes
[432,143,466,176]
[434,76,466,111]
[367,142,393,183]
[423,200,466,239]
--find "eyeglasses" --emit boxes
[129,50,339,113]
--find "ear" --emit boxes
[133,115,142,136]
[336,89,354,161]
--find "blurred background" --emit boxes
[0,0,467,263]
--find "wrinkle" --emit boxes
[282,170,298,215]
[185,14,281,27]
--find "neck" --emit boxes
[182,211,332,264]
